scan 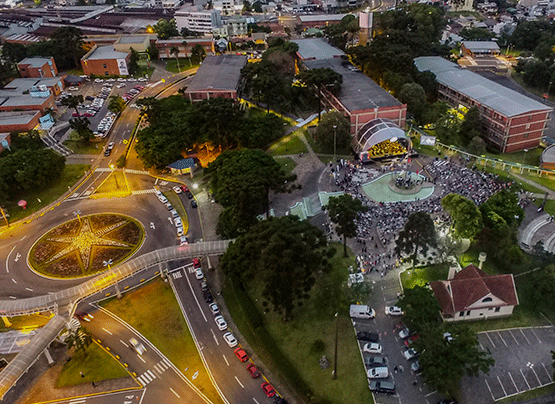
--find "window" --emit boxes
[104,72,109,76]
[459,312,464,317]
[494,307,500,312]
[103,64,107,69]
[482,297,493,303]
[466,310,471,316]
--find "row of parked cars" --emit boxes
[155,190,185,238]
[123,85,145,103]
[194,261,287,403]
[97,112,117,138]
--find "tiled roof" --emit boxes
[430,264,518,314]
[167,158,195,169]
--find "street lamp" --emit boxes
[103,259,121,298]
[332,125,338,164]
[110,164,119,189]
[332,312,338,380]
[73,210,82,224]
[522,149,529,165]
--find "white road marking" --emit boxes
[484,379,495,401]
[102,328,113,335]
[497,375,507,398]
[9,296,15,299]
[163,358,172,367]
[253,399,260,404]
[142,372,152,383]
[25,287,33,292]
[146,370,156,380]
[6,245,15,273]
[160,361,168,370]
[520,329,531,344]
[424,391,437,397]
[20,236,26,241]
[223,354,229,366]
[235,376,244,388]
[170,388,180,398]
[120,340,129,348]
[520,369,531,389]
[508,330,519,345]
[184,268,208,322]
[531,365,542,386]
[154,364,163,374]
[508,372,519,393]
[530,328,542,343]
[137,375,146,385]
[11,278,16,284]
[211,328,219,345]
[497,331,508,347]
[137,355,145,363]
[485,332,496,348]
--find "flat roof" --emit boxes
[0,78,60,95]
[186,54,247,93]
[292,38,344,61]
[17,57,52,68]
[298,14,349,22]
[414,56,552,117]
[0,111,39,126]
[116,35,149,44]
[82,45,129,61]
[304,58,402,112]
[0,95,50,107]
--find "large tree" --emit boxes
[153,18,179,39]
[298,67,342,121]
[395,211,437,267]
[399,83,427,124]
[398,285,442,330]
[50,26,85,69]
[314,111,351,154]
[324,194,368,257]
[441,193,483,239]
[61,94,84,118]
[108,95,126,114]
[170,46,181,73]
[458,106,482,145]
[207,149,297,238]
[221,216,328,320]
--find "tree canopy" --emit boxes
[298,67,343,121]
[207,148,297,238]
[441,193,483,239]
[314,111,351,154]
[395,211,437,266]
[221,216,328,320]
[153,18,179,39]
[324,194,368,256]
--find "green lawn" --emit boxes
[267,133,308,156]
[1,164,89,226]
[400,263,450,289]
[0,313,52,332]
[165,58,200,73]
[135,60,154,78]
[101,279,224,404]
[223,243,373,404]
[63,139,103,155]
[274,157,297,175]
[498,383,555,403]
[482,148,543,167]
[56,342,130,387]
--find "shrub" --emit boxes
[312,339,325,352]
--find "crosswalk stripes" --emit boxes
[125,169,150,175]
[137,361,170,385]
[132,189,157,195]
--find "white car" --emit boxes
[363,343,383,354]
[179,236,189,246]
[117,83,126,88]
[128,77,137,82]
[223,332,238,347]
[173,186,182,194]
[195,268,204,280]
[138,77,148,82]
[174,217,182,228]
[68,86,79,91]
[107,78,116,82]
[209,303,219,315]
[129,337,146,355]
[214,315,228,331]
[399,328,411,339]
[177,226,184,237]
[403,348,418,360]
[385,306,404,316]
[117,78,126,82]
[94,78,104,83]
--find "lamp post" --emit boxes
[103,259,121,299]
[332,312,338,380]
[73,210,82,224]
[522,149,529,165]
[332,125,337,164]
[110,164,119,189]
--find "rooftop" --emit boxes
[185,54,247,93]
[0,77,61,95]
[297,14,349,22]
[461,41,500,51]
[414,56,552,117]
[17,57,51,68]
[82,45,129,61]
[0,111,39,126]
[0,95,50,107]
[115,35,149,44]
[305,57,402,112]
[292,38,344,61]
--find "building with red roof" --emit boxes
[429,264,519,322]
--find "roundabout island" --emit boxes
[29,213,144,279]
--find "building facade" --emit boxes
[0,111,41,133]
[81,45,131,76]
[175,7,222,34]
[17,57,58,78]
[415,57,552,153]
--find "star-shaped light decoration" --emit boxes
[45,218,131,271]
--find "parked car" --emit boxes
[364,356,387,368]
[367,367,389,379]
[385,306,404,316]
[208,302,219,315]
[129,337,146,355]
[404,334,419,347]
[193,258,201,268]
[261,382,276,398]
[368,380,395,395]
[356,332,379,343]
[195,268,204,280]
[411,360,421,373]
[173,186,182,194]
[191,200,197,208]
[94,78,104,83]
[399,327,411,339]
[177,227,184,237]
[247,363,260,378]
[180,184,189,192]
[203,290,213,303]
[403,348,419,360]
[363,343,383,354]
[223,332,237,347]
[180,236,189,246]
[214,315,227,331]
[186,191,193,199]
[234,347,249,362]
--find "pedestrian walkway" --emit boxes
[513,173,555,199]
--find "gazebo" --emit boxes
[167,158,196,176]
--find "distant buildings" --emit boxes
[184,54,247,101]
[17,57,58,79]
[293,38,406,134]
[156,37,214,59]
[81,45,131,77]
[460,41,500,57]
[0,77,58,114]
[175,7,222,35]
[415,56,552,153]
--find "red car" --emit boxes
[180,184,189,192]
[71,112,81,117]
[261,382,276,398]
[234,347,249,362]
[404,334,419,347]
[247,363,260,378]
[193,258,201,269]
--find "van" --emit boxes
[367,366,388,379]
[350,304,375,319]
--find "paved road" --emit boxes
[48,390,145,404]
[170,263,275,404]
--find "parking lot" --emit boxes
[460,327,555,403]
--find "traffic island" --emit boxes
[29,213,144,279]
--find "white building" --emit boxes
[213,15,248,37]
[175,6,222,34]
[213,0,243,14]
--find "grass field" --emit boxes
[498,382,555,403]
[63,139,103,155]
[163,191,189,235]
[0,164,90,226]
[274,156,297,175]
[101,279,224,404]
[399,263,450,290]
[56,342,130,388]
[165,58,200,73]
[223,243,373,404]
[268,133,308,156]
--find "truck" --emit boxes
[349,304,375,319]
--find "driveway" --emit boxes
[460,327,555,404]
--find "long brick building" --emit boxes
[415,57,552,153]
